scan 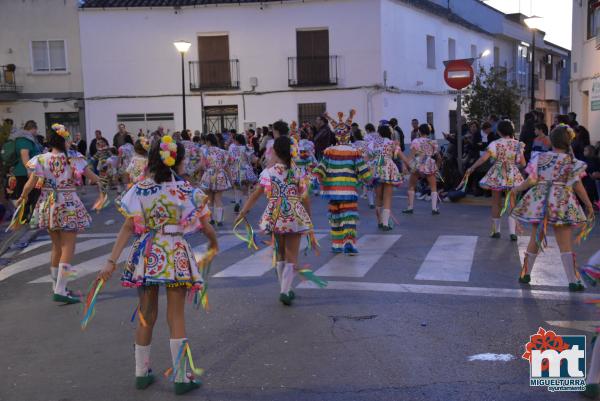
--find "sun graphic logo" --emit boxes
[522,327,587,392]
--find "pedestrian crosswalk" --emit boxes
[0,231,586,293]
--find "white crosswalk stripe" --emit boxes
[314,234,401,277]
[214,234,327,278]
[415,235,478,282]
[0,239,114,282]
[517,236,567,286]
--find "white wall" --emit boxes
[79,0,382,140]
[379,0,494,135]
[571,0,600,141]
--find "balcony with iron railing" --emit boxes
[288,55,339,87]
[0,64,21,93]
[189,59,240,91]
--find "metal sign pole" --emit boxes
[456,89,463,174]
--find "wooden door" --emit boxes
[296,30,329,85]
[197,35,230,88]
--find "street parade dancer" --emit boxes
[352,125,375,208]
[403,123,440,215]
[511,125,594,291]
[465,120,526,240]
[15,124,100,304]
[228,133,257,213]
[118,135,135,189]
[125,138,150,185]
[199,133,232,227]
[313,110,372,255]
[369,123,404,230]
[238,126,322,306]
[98,135,219,394]
[181,130,202,185]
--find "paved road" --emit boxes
[0,187,598,401]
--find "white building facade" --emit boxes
[571,0,600,141]
[79,0,494,141]
[0,0,85,135]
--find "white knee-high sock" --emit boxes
[381,209,391,226]
[508,217,517,235]
[492,218,501,234]
[169,338,190,383]
[280,263,295,294]
[55,263,74,296]
[521,252,537,277]
[215,207,224,223]
[233,189,239,204]
[588,339,600,384]
[50,266,58,291]
[376,207,382,224]
[276,261,285,284]
[560,252,579,283]
[431,192,438,210]
[407,190,415,209]
[367,190,374,206]
[135,344,151,377]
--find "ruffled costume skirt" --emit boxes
[31,188,91,231]
[479,161,524,191]
[372,158,403,186]
[259,196,312,234]
[409,156,437,176]
[200,168,232,192]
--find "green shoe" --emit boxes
[53,293,81,304]
[279,293,292,306]
[510,234,518,241]
[518,274,531,284]
[381,225,393,231]
[583,383,600,399]
[432,209,440,215]
[490,232,501,239]
[569,282,585,292]
[288,290,295,300]
[174,380,201,395]
[135,371,155,390]
[378,223,383,230]
[402,208,413,214]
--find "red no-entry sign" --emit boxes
[444,60,474,90]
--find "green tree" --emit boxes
[463,66,521,123]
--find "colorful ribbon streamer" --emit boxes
[297,267,328,288]
[81,278,105,330]
[456,173,470,192]
[233,218,259,250]
[164,341,204,381]
[576,213,596,245]
[6,202,26,232]
[195,247,217,311]
[303,230,321,256]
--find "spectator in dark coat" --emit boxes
[389,118,405,151]
[314,115,335,160]
[71,132,87,155]
[89,130,105,157]
[572,125,591,161]
[520,112,536,161]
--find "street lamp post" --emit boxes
[525,16,542,112]
[173,40,191,132]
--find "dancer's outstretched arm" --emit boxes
[98,217,134,281]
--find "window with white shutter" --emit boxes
[30,40,67,72]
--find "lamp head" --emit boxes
[480,49,491,58]
[173,40,191,53]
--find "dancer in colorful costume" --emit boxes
[99,135,218,394]
[181,130,202,185]
[368,123,404,230]
[199,133,232,226]
[466,120,525,240]
[352,124,375,208]
[313,110,371,254]
[228,134,257,213]
[511,125,594,291]
[125,138,149,185]
[403,124,440,215]
[118,135,135,189]
[238,125,316,306]
[17,123,99,303]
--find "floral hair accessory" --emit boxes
[51,123,71,140]
[557,123,576,141]
[159,135,178,167]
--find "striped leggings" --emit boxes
[328,201,358,251]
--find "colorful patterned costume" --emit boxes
[368,136,403,185]
[199,146,232,192]
[118,143,135,175]
[295,139,317,178]
[228,143,257,185]
[118,178,209,288]
[182,140,202,182]
[125,154,148,184]
[479,138,525,190]
[409,137,438,176]
[314,144,371,253]
[258,164,312,234]
[511,152,587,226]
[26,150,91,231]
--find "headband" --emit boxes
[159,135,177,167]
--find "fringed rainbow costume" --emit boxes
[313,110,372,254]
